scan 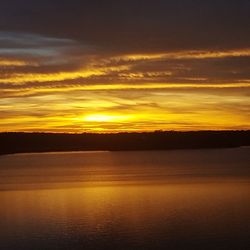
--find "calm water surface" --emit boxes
[0,148,249,250]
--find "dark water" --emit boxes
[0,148,249,250]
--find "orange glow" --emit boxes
[1,47,250,133]
[118,49,250,61]
[0,59,30,66]
[0,69,105,84]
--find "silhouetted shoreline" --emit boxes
[0,131,250,155]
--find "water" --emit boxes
[0,148,249,250]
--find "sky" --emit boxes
[0,0,250,133]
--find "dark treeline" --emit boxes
[0,131,250,155]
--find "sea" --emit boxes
[0,147,249,249]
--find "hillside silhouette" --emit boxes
[0,130,249,155]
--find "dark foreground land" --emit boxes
[0,131,250,155]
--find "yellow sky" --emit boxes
[0,33,249,132]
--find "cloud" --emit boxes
[1,33,250,88]
[1,1,250,53]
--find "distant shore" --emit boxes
[0,131,250,156]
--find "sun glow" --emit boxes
[83,114,133,123]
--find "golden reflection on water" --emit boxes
[0,149,249,249]
[0,182,249,234]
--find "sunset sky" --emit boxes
[0,0,250,132]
